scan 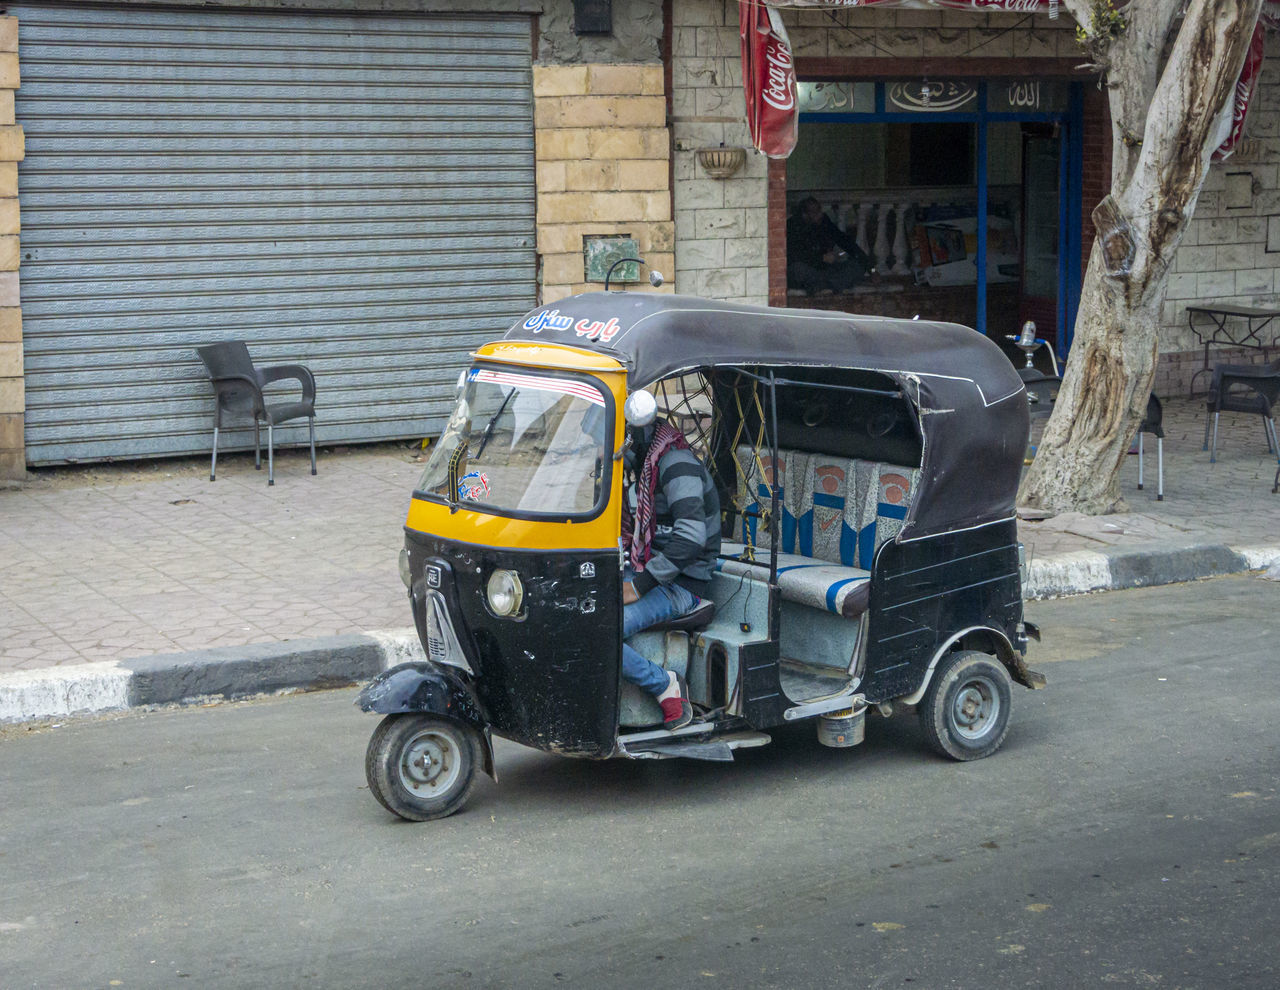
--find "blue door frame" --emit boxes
[798,80,1084,358]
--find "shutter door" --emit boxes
[12,5,536,464]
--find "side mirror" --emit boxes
[624,391,657,427]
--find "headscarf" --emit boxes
[620,421,689,571]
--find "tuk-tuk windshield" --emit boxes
[418,367,610,517]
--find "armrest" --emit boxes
[1218,367,1278,381]
[259,364,316,402]
[1016,367,1060,386]
[209,372,260,389]
[1209,362,1270,396]
[1213,370,1280,413]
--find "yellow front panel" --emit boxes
[405,496,621,551]
[473,341,626,374]
[405,362,628,552]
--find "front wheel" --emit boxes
[365,714,480,821]
[918,651,1012,761]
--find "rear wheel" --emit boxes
[919,651,1012,761]
[365,714,480,821]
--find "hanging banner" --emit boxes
[741,0,799,158]
[739,0,1273,161]
[1213,19,1266,161]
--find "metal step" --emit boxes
[619,730,772,761]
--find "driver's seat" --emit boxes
[648,598,716,633]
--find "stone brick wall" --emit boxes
[533,64,674,302]
[1161,36,1280,361]
[671,0,768,302]
[0,16,23,481]
[537,0,663,64]
[783,3,1078,58]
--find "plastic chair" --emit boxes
[1018,366,1061,420]
[196,341,317,486]
[1137,393,1164,500]
[1018,367,1060,464]
[1201,358,1280,467]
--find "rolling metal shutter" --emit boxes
[13,4,536,464]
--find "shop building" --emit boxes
[2,0,1278,478]
[670,0,1280,397]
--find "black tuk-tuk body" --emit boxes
[357,292,1044,821]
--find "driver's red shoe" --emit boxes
[658,671,692,730]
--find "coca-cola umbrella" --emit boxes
[740,0,798,159]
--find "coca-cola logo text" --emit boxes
[761,38,794,112]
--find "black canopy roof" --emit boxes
[501,292,1030,538]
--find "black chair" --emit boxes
[1018,366,1061,420]
[196,341,317,486]
[1018,367,1060,464]
[1201,358,1280,467]
[1137,393,1164,500]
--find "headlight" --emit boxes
[486,569,524,617]
[398,548,412,589]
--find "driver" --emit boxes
[621,401,721,730]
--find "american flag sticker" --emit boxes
[472,368,606,407]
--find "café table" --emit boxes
[1185,304,1280,396]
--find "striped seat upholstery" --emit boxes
[719,543,871,618]
[723,445,920,617]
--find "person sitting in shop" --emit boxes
[786,196,873,296]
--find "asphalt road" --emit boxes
[1,575,1277,989]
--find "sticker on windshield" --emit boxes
[457,471,491,501]
[471,368,605,407]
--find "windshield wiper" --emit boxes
[474,387,517,460]
[446,440,468,511]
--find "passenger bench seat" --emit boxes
[724,445,920,618]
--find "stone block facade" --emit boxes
[671,0,768,301]
[533,64,674,303]
[0,15,22,480]
[1160,34,1280,358]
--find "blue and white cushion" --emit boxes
[718,542,871,618]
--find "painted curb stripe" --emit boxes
[3,544,1278,724]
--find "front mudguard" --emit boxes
[356,662,496,781]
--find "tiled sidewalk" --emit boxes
[1018,396,1280,559]
[2,445,422,672]
[2,397,1278,675]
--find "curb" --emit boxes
[1023,542,1280,599]
[3,544,1278,725]
[0,629,424,725]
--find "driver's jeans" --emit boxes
[622,567,699,696]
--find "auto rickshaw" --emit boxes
[357,290,1045,821]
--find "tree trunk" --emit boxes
[1018,0,1263,514]
[1018,241,1160,514]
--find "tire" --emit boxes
[918,650,1013,761]
[365,714,480,822]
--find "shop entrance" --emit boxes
[786,78,1083,359]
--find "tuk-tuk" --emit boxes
[357,291,1045,821]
